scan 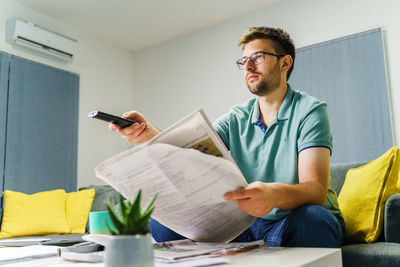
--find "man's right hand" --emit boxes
[108,110,160,144]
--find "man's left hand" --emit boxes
[224,182,278,217]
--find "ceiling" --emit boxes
[13,0,280,51]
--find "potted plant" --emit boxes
[104,189,157,267]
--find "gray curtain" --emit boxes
[290,29,393,163]
[1,55,79,194]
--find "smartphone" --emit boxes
[88,110,137,128]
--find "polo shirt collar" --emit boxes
[251,99,261,124]
[251,84,294,124]
[276,84,293,121]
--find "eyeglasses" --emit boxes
[236,51,284,70]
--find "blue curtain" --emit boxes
[2,56,79,194]
[0,53,10,194]
[290,29,393,163]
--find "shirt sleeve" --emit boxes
[212,113,230,150]
[297,103,333,154]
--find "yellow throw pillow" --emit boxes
[66,189,95,233]
[0,189,70,238]
[338,146,400,243]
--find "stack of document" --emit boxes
[153,239,264,260]
[0,237,50,247]
[153,239,264,266]
[83,234,263,266]
[0,234,84,247]
[0,245,58,264]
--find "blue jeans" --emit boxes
[150,205,345,248]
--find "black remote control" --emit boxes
[88,111,137,128]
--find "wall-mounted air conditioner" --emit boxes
[5,18,78,61]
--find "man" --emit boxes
[109,27,344,248]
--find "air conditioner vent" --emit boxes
[6,18,77,61]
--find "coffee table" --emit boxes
[225,246,341,267]
[1,246,341,267]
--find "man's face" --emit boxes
[242,39,282,96]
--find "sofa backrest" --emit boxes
[330,162,367,195]
[80,185,120,212]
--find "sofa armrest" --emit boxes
[384,193,400,242]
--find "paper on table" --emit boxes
[0,237,50,247]
[0,245,58,264]
[155,255,229,267]
[153,239,264,260]
[154,239,223,260]
[95,109,255,243]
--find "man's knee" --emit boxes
[150,218,186,242]
[293,205,335,225]
[284,205,344,248]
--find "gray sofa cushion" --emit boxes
[342,242,400,267]
[330,162,367,194]
[79,185,120,212]
[79,185,121,233]
[385,193,400,243]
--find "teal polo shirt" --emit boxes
[213,85,341,221]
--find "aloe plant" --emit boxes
[105,190,157,235]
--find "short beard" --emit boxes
[247,63,281,96]
[248,74,281,96]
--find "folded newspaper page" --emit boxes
[95,109,255,242]
[153,239,264,260]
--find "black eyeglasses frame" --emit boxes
[236,51,285,70]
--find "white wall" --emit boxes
[0,0,134,188]
[131,0,400,147]
[2,0,398,189]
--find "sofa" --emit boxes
[330,162,400,267]
[83,161,400,267]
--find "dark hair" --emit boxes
[238,27,295,80]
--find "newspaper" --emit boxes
[153,239,264,260]
[95,109,256,243]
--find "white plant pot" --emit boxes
[105,233,154,267]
